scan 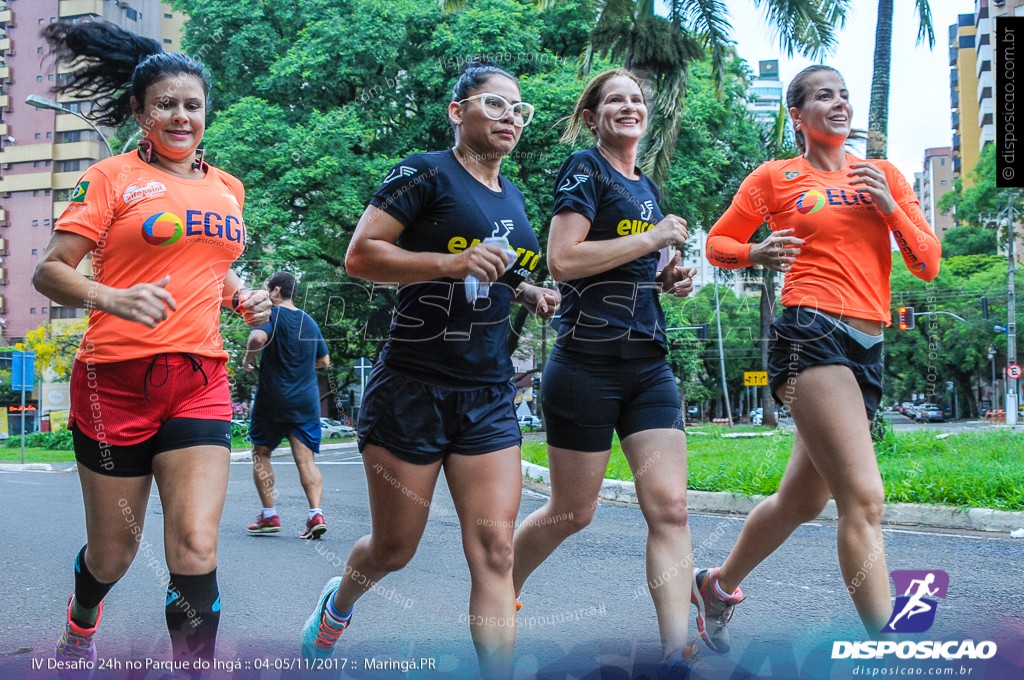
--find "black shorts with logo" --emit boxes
[767,307,884,421]
[357,362,522,465]
[541,345,684,453]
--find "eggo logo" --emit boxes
[142,212,184,246]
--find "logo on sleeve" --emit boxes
[142,212,184,246]
[559,174,590,192]
[123,180,167,205]
[70,182,90,203]
[382,166,417,184]
[785,171,800,180]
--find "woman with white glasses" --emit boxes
[300,57,559,680]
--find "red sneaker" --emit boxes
[301,513,327,540]
[247,513,281,535]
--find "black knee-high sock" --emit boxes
[73,546,117,625]
[166,569,221,667]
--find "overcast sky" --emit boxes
[692,0,976,184]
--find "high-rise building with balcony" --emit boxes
[950,13,981,187]
[746,60,783,127]
[0,0,183,345]
[920,148,955,240]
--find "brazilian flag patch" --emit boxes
[785,171,800,180]
[70,181,89,203]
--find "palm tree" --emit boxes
[866,0,934,159]
[442,0,853,185]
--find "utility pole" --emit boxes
[1005,193,1019,424]
[714,267,733,424]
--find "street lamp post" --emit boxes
[25,94,114,158]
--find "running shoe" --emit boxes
[301,513,327,540]
[247,513,281,535]
[657,647,711,680]
[301,577,349,661]
[691,567,743,653]
[55,594,102,680]
[515,596,523,612]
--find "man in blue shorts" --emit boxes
[244,271,331,539]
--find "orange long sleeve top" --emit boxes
[706,153,940,325]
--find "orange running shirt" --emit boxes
[55,152,246,363]
[706,153,940,324]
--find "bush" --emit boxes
[231,422,250,440]
[4,429,74,450]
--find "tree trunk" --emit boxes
[957,373,977,418]
[867,0,894,159]
[759,268,778,426]
[506,306,530,357]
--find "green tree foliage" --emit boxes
[172,0,785,410]
[884,253,1008,417]
[940,225,998,258]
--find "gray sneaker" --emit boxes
[691,567,744,653]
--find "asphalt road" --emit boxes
[1,450,1021,680]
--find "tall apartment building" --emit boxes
[746,59,783,127]
[950,13,981,186]
[0,0,183,345]
[919,148,955,240]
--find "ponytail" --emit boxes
[42,20,210,128]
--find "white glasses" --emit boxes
[459,93,535,127]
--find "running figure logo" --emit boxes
[881,570,949,634]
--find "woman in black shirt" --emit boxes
[512,68,699,678]
[300,58,558,680]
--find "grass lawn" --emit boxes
[523,427,1024,512]
[0,436,355,463]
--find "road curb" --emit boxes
[0,463,54,471]
[520,461,1024,534]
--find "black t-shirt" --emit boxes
[551,147,668,358]
[252,306,329,424]
[368,149,541,386]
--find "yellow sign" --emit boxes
[0,409,6,439]
[744,371,768,386]
[49,410,69,431]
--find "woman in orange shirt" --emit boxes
[693,65,939,650]
[32,20,269,677]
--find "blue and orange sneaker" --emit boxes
[691,567,743,653]
[301,577,349,661]
[54,594,102,680]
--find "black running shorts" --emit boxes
[541,346,684,452]
[73,418,232,477]
[767,306,884,421]
[357,363,522,465]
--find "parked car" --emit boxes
[899,402,914,416]
[917,406,946,423]
[320,417,355,439]
[518,415,542,429]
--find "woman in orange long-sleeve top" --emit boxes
[691,65,940,653]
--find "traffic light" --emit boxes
[981,296,989,320]
[898,306,915,330]
[696,323,710,340]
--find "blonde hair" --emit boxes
[560,68,644,145]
